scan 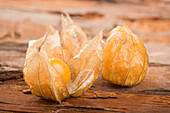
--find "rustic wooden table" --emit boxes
[0,0,170,113]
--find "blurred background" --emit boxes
[0,0,169,68]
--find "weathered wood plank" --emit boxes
[0,0,169,39]
[93,67,170,95]
[1,66,170,95]
[0,0,169,19]
[0,85,169,113]
[0,0,169,112]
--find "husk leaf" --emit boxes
[66,31,103,97]
[61,14,89,61]
[102,25,148,86]
[23,28,70,103]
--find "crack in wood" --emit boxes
[64,106,125,113]
[0,101,10,105]
[0,42,27,53]
[140,90,170,94]
[0,71,22,81]
[149,63,170,67]
[0,7,105,21]
[84,96,117,99]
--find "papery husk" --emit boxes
[102,25,149,86]
[23,28,70,103]
[26,25,65,60]
[23,15,102,102]
[45,25,71,62]
[66,32,103,97]
[45,25,63,59]
[61,14,89,61]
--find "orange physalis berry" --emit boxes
[49,57,71,84]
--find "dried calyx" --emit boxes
[23,14,103,103]
[102,25,149,86]
[67,31,103,97]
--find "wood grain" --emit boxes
[0,0,170,112]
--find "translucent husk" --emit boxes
[102,25,149,86]
[61,13,89,61]
[23,34,69,103]
[67,31,103,97]
[23,15,102,103]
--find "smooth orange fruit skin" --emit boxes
[49,57,71,84]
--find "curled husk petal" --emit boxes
[102,25,149,86]
[23,27,70,103]
[61,14,89,61]
[27,25,64,60]
[66,32,103,97]
[45,25,63,59]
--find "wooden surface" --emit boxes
[0,0,170,113]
